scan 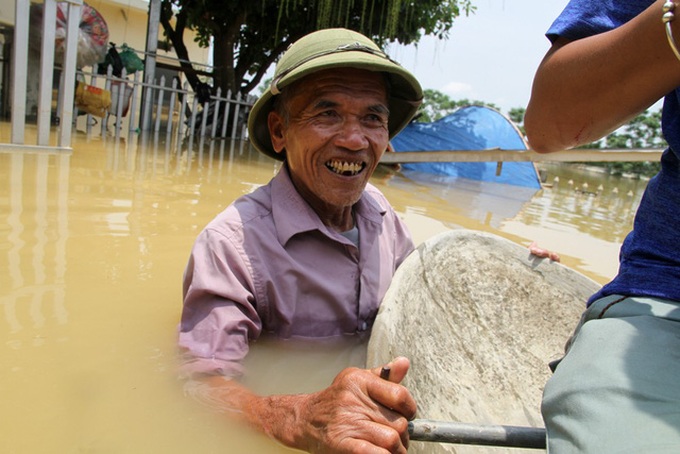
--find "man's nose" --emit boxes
[334,118,369,150]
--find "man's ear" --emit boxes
[268,111,286,155]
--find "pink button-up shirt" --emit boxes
[178,165,414,378]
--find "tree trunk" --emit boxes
[212,32,236,95]
[159,9,201,91]
[212,9,246,96]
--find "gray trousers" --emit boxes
[542,294,680,453]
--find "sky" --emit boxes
[385,0,571,114]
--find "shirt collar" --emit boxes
[270,164,386,246]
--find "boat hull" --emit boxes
[368,229,601,453]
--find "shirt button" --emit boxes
[360,321,368,331]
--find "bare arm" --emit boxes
[187,357,417,454]
[525,0,680,153]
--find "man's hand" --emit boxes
[528,241,561,262]
[296,356,416,454]
[190,357,416,454]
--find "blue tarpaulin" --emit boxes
[391,106,542,189]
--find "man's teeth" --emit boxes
[327,160,364,176]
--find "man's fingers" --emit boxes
[377,410,411,450]
[372,356,410,383]
[338,420,409,454]
[370,357,416,419]
[367,374,417,419]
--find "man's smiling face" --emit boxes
[268,68,389,220]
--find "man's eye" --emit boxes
[365,114,387,125]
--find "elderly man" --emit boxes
[179,28,423,453]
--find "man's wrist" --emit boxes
[258,393,312,450]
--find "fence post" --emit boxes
[87,66,100,135]
[153,75,165,132]
[10,0,30,144]
[56,0,81,148]
[140,0,161,131]
[230,92,242,139]
[101,65,113,137]
[188,95,199,138]
[37,0,57,145]
[166,77,178,137]
[140,72,153,131]
[220,89,232,138]
[114,69,129,139]
[211,87,222,138]
[128,71,141,134]
[178,81,190,139]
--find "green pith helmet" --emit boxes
[247,28,423,160]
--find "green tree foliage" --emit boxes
[605,109,665,149]
[416,88,497,122]
[507,107,525,135]
[581,109,664,177]
[159,0,475,97]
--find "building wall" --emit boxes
[2,0,211,120]
[84,0,210,66]
[1,0,210,66]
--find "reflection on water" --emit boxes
[0,131,647,453]
[383,168,541,229]
[502,163,645,281]
[529,163,644,243]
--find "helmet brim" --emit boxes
[247,29,423,161]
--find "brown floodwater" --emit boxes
[0,127,646,453]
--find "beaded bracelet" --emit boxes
[663,1,680,61]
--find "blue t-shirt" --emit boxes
[548,0,680,305]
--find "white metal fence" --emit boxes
[76,60,255,143]
[8,0,80,149]
[3,0,254,150]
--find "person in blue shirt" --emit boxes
[525,0,680,452]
